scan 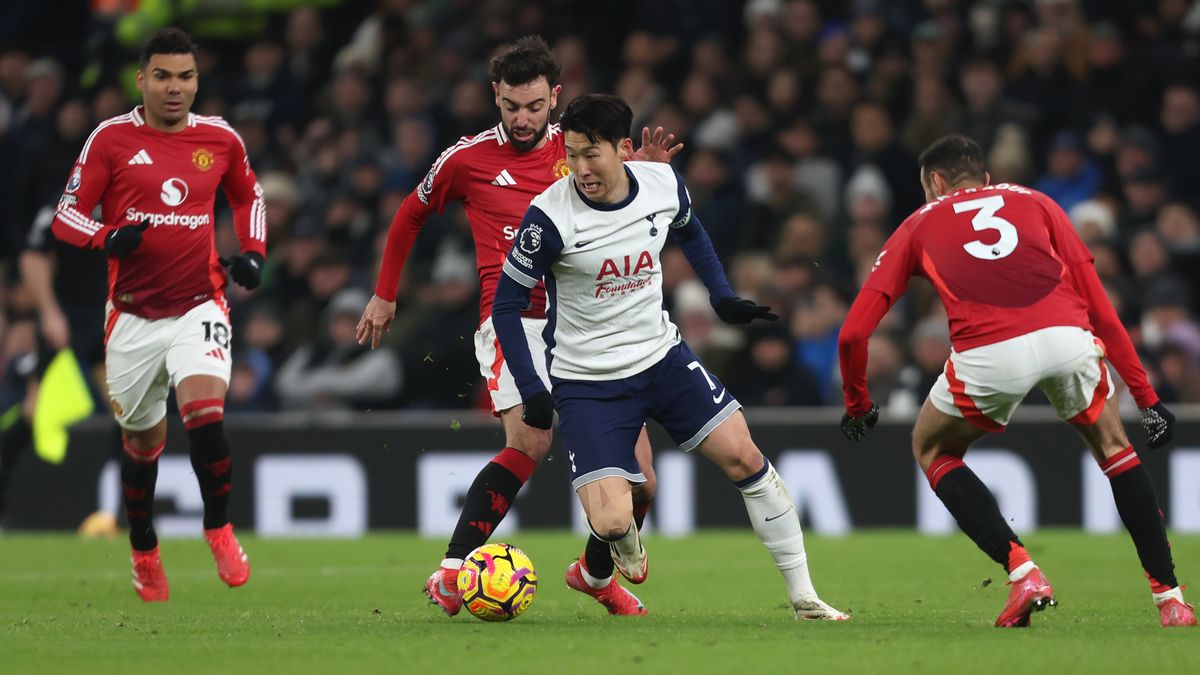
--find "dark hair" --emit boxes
[918,134,986,185]
[559,94,633,146]
[140,27,196,67]
[489,35,560,87]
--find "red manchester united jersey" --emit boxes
[52,106,266,319]
[376,123,569,321]
[865,183,1094,351]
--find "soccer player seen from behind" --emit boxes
[838,134,1194,628]
[492,94,848,620]
[51,28,264,601]
[357,37,681,617]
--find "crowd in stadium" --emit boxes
[1,0,1199,414]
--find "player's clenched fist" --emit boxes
[840,402,879,441]
[1140,402,1175,449]
[220,252,264,290]
[104,220,150,258]
[714,296,779,324]
[521,390,556,430]
[356,294,396,350]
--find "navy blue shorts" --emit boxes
[554,341,742,490]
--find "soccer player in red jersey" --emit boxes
[51,28,263,602]
[356,37,679,616]
[838,135,1195,628]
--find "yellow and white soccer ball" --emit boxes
[456,543,538,622]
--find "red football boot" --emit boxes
[995,566,1056,627]
[1157,596,1198,627]
[204,524,250,587]
[565,560,647,616]
[131,547,169,602]
[423,567,463,617]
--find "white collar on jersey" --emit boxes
[130,105,197,128]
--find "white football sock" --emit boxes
[1153,586,1184,605]
[737,462,816,603]
[441,557,463,571]
[1008,561,1036,583]
[580,562,611,589]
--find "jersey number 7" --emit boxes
[955,195,1018,261]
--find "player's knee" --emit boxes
[718,443,765,482]
[589,507,634,540]
[507,428,552,463]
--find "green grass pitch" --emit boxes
[0,531,1195,674]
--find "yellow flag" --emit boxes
[33,349,96,464]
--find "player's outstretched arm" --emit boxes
[630,126,684,163]
[837,288,891,440]
[669,209,777,323]
[356,294,396,350]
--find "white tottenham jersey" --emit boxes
[502,161,691,381]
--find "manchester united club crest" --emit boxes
[192,148,215,171]
[552,158,570,179]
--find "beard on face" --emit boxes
[506,120,548,152]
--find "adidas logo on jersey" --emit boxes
[205,348,225,361]
[491,169,517,187]
[128,149,154,165]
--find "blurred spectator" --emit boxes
[1034,131,1101,212]
[1158,82,1200,199]
[1069,199,1118,245]
[958,55,1036,154]
[275,288,403,411]
[850,98,922,225]
[725,325,822,406]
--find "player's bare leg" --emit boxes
[697,411,848,620]
[424,406,550,616]
[176,375,248,588]
[912,399,1053,626]
[1071,400,1195,627]
[630,426,656,527]
[121,418,168,601]
[566,476,646,615]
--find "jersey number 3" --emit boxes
[955,195,1018,260]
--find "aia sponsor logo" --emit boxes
[594,251,655,299]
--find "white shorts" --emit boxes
[928,326,1112,431]
[474,315,551,415]
[105,299,233,431]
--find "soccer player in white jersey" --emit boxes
[491,94,848,620]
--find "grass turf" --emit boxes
[0,530,1195,674]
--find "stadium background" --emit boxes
[1,0,1199,535]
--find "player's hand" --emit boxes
[356,294,396,350]
[219,252,264,290]
[714,296,779,324]
[104,220,149,258]
[840,403,879,441]
[631,126,684,163]
[522,390,556,430]
[1140,402,1175,449]
[40,303,71,351]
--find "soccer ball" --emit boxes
[456,543,537,622]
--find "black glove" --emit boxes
[105,220,149,258]
[522,390,556,430]
[714,296,779,324]
[219,251,265,290]
[1140,402,1175,449]
[840,402,879,441]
